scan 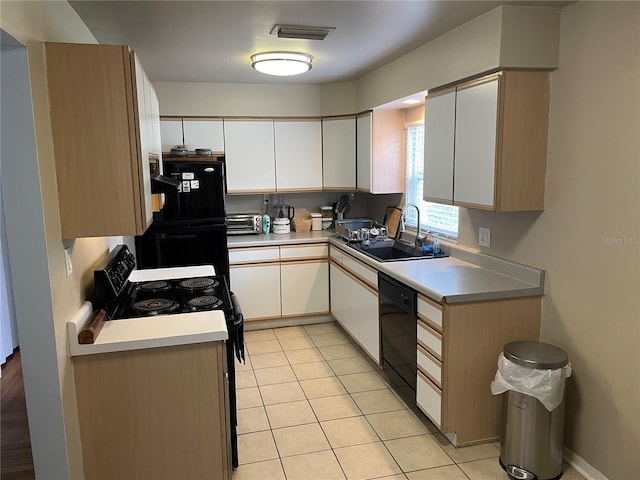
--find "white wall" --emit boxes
[457,3,640,478]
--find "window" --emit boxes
[404,123,459,238]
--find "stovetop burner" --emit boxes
[139,281,172,294]
[185,295,223,311]
[132,298,180,316]
[177,277,219,292]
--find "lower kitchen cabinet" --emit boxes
[230,262,282,320]
[329,246,380,364]
[281,261,329,317]
[415,294,541,446]
[229,244,329,322]
[73,342,231,480]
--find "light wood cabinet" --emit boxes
[275,119,323,191]
[415,293,541,445]
[229,244,329,322]
[45,42,160,237]
[322,115,356,191]
[73,342,231,480]
[224,119,276,193]
[329,246,380,363]
[423,70,550,211]
[356,110,405,194]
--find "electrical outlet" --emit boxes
[479,227,491,247]
[64,248,73,276]
[262,194,269,205]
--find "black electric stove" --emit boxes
[92,245,243,469]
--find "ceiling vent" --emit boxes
[270,24,335,41]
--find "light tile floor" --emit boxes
[233,322,585,480]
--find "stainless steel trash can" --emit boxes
[499,341,569,480]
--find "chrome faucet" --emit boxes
[400,204,426,248]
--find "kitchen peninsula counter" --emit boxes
[227,231,544,304]
[67,302,228,356]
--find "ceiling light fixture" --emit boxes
[251,52,312,76]
[270,24,335,41]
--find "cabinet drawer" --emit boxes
[416,370,442,429]
[418,294,443,331]
[417,320,442,360]
[229,247,280,264]
[329,246,343,263]
[280,244,328,260]
[417,344,442,386]
[342,253,377,289]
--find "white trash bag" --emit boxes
[490,352,572,411]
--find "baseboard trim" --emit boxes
[564,447,609,480]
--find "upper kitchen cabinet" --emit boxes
[160,118,225,154]
[45,43,159,238]
[424,70,550,211]
[224,119,276,193]
[160,117,184,152]
[322,115,356,191]
[356,110,404,194]
[274,118,322,192]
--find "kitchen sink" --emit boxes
[347,239,447,262]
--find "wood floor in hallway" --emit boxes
[1,350,35,480]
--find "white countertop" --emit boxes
[228,230,544,304]
[68,301,228,357]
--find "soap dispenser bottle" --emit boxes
[433,233,440,255]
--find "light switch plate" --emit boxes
[64,248,73,276]
[479,227,491,247]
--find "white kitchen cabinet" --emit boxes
[274,119,323,191]
[329,247,380,364]
[229,263,282,321]
[423,70,550,211]
[183,118,225,153]
[45,42,159,238]
[454,77,499,208]
[224,119,276,193]
[229,244,329,322]
[281,260,329,317]
[356,110,404,194]
[341,268,380,363]
[423,88,456,204]
[160,118,184,153]
[323,116,356,190]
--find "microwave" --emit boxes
[227,214,262,235]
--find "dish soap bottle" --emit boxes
[433,233,440,255]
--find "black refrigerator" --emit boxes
[136,158,229,281]
[135,157,242,468]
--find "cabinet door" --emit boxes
[323,116,356,190]
[183,119,225,153]
[160,118,184,153]
[329,261,346,322]
[229,263,281,321]
[423,89,455,204]
[274,119,322,191]
[356,112,372,192]
[341,271,380,364]
[224,120,276,193]
[132,53,153,230]
[454,78,499,209]
[281,260,329,317]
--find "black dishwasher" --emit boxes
[379,272,418,395]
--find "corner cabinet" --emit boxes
[424,70,550,211]
[356,110,404,194]
[45,43,160,238]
